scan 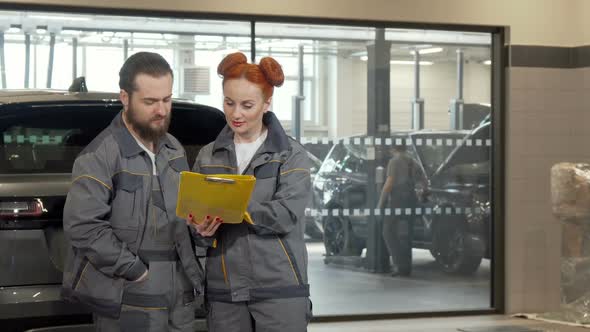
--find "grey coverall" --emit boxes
[62,112,203,332]
[191,112,313,332]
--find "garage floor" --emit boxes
[306,241,491,316]
[308,315,589,332]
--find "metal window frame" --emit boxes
[0,1,506,321]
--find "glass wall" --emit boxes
[0,12,251,106]
[254,22,492,315]
[0,9,495,318]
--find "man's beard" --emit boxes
[124,105,171,142]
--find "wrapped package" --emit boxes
[551,163,590,221]
[562,222,584,257]
[537,163,590,325]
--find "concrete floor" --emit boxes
[18,242,586,332]
[308,315,589,331]
[306,241,491,316]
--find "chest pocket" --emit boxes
[252,161,282,201]
[254,161,281,179]
[162,156,189,213]
[169,156,189,172]
[110,171,145,244]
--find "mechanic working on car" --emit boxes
[377,144,425,277]
[62,52,202,331]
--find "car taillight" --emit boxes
[0,199,46,219]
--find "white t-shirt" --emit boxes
[132,135,157,175]
[235,130,268,174]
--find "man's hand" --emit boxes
[186,214,222,237]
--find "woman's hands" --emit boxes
[186,214,223,237]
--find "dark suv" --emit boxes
[0,90,226,331]
[313,117,491,275]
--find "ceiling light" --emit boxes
[62,29,82,35]
[115,32,132,38]
[29,15,91,21]
[410,47,443,55]
[483,60,491,65]
[36,28,46,34]
[360,55,368,61]
[391,60,433,65]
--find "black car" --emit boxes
[303,151,324,240]
[311,132,413,256]
[313,117,491,275]
[0,90,226,331]
[413,116,491,274]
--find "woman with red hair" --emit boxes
[187,52,312,331]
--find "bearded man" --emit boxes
[62,52,202,332]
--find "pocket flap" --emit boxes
[169,157,189,172]
[67,258,125,318]
[113,172,143,192]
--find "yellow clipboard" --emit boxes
[176,171,256,224]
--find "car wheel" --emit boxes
[431,213,482,275]
[322,215,362,257]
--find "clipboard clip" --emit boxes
[205,176,236,184]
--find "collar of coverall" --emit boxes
[213,111,290,154]
[111,110,177,158]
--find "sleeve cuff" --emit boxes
[124,256,147,281]
[189,226,216,248]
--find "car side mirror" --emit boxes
[69,77,88,93]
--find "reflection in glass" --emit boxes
[0,9,496,318]
[257,22,494,315]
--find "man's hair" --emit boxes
[119,52,173,95]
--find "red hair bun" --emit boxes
[217,52,247,77]
[259,57,284,87]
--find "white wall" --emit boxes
[329,58,490,137]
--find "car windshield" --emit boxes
[431,117,491,181]
[0,105,119,174]
[414,145,456,177]
[318,134,418,177]
[411,134,461,177]
[318,142,367,175]
[0,103,224,174]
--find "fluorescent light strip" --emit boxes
[359,56,434,65]
[410,47,443,55]
[28,15,91,21]
[391,60,433,65]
